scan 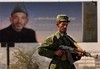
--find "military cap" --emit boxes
[11,4,28,16]
[56,14,70,22]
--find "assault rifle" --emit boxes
[58,45,98,59]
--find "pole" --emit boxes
[6,42,14,69]
[7,44,10,69]
[1,42,15,69]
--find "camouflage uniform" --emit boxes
[38,31,81,69]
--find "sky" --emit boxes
[0,2,82,42]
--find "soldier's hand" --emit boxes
[55,50,63,56]
[77,51,83,57]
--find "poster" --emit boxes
[0,0,100,69]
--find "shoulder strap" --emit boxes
[66,35,84,52]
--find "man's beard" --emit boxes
[60,29,67,34]
[12,24,24,32]
[63,28,67,33]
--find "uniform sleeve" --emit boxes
[38,36,57,58]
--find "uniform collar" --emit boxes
[54,31,67,39]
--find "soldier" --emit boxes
[0,4,37,42]
[38,14,83,69]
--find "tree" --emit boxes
[10,46,39,69]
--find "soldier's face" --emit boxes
[10,12,28,32]
[57,21,69,33]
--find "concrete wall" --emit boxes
[83,2,97,42]
[1,43,100,69]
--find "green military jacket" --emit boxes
[38,31,81,69]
